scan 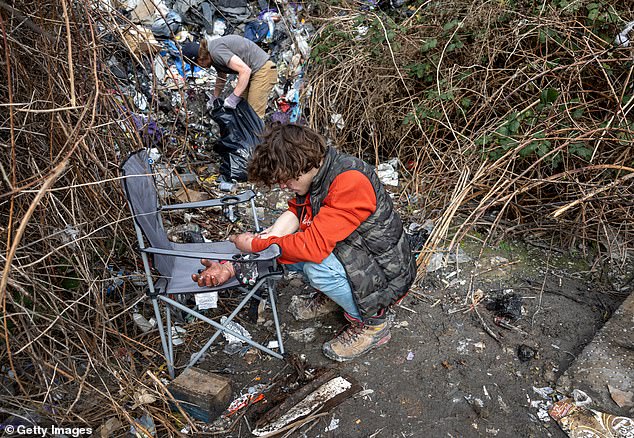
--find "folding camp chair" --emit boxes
[121,150,285,378]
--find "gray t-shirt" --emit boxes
[207,35,269,74]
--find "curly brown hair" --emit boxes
[248,123,328,186]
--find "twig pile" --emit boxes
[0,0,175,433]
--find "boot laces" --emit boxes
[335,321,365,346]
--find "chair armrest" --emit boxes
[160,190,256,211]
[141,243,281,261]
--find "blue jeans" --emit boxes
[287,253,361,320]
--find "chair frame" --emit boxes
[121,151,285,378]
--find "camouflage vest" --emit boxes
[305,147,416,318]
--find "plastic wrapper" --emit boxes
[549,397,634,437]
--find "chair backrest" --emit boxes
[121,150,174,275]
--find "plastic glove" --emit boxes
[223,92,242,109]
[191,259,235,287]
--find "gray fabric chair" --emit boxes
[121,150,284,378]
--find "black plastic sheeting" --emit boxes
[211,99,264,182]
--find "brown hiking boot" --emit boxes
[288,293,339,321]
[322,315,391,362]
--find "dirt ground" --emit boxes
[161,190,632,438]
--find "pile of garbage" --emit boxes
[99,0,314,183]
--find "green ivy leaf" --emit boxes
[540,88,559,104]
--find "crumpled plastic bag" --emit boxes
[151,10,183,38]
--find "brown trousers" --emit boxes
[244,60,277,118]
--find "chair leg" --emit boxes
[248,288,264,323]
[152,297,175,379]
[166,305,174,370]
[267,279,285,355]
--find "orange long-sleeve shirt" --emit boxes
[251,170,377,264]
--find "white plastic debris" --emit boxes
[171,325,186,346]
[267,340,279,349]
[615,21,634,47]
[133,312,156,333]
[330,113,344,130]
[533,386,554,399]
[195,291,218,310]
[376,158,399,187]
[220,316,252,345]
[426,252,445,272]
[572,389,592,406]
[324,417,340,432]
[134,91,148,111]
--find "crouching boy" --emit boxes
[193,123,415,361]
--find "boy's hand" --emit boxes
[258,226,273,239]
[191,259,235,287]
[229,232,255,252]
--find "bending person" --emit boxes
[183,35,277,118]
[193,123,416,362]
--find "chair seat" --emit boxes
[165,241,242,294]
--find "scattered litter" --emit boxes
[376,158,399,187]
[130,414,156,438]
[195,291,218,310]
[517,344,537,362]
[133,312,156,333]
[354,389,375,399]
[426,252,445,272]
[533,386,554,400]
[224,384,266,417]
[615,21,634,47]
[406,351,415,361]
[550,397,634,436]
[171,325,186,346]
[324,417,340,432]
[266,340,279,349]
[485,293,523,321]
[221,316,252,354]
[407,220,434,252]
[330,113,345,130]
[571,389,592,407]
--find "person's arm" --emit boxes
[251,171,377,264]
[259,211,299,238]
[214,72,227,97]
[226,55,252,97]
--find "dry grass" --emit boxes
[306,0,634,274]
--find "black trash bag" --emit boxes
[211,99,264,182]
